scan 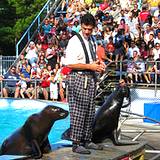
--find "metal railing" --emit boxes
[0,56,16,75]
[1,59,160,99]
[0,78,48,99]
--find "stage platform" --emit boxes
[42,140,146,160]
[0,140,146,160]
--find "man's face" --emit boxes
[81,24,94,39]
[10,67,16,74]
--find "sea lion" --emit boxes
[62,80,134,145]
[0,105,69,159]
[91,82,131,144]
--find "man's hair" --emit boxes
[11,65,16,69]
[80,13,96,27]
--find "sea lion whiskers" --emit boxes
[51,108,60,112]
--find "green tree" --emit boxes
[0,0,47,56]
[9,0,47,37]
[0,0,16,55]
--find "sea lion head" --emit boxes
[118,79,130,99]
[119,85,130,98]
[41,105,69,120]
[117,80,131,108]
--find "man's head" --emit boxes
[80,13,96,39]
[10,66,16,74]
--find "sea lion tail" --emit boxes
[0,142,5,155]
[61,128,72,141]
[0,147,2,155]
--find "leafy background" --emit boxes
[0,0,47,56]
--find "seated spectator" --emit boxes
[26,83,36,99]
[139,41,148,60]
[106,36,115,60]
[152,43,160,60]
[97,41,112,63]
[143,23,154,44]
[127,13,139,42]
[117,9,129,25]
[155,58,160,83]
[25,41,38,67]
[131,4,140,18]
[148,0,159,16]
[113,29,126,67]
[138,6,151,26]
[135,57,146,83]
[103,26,112,45]
[41,39,49,51]
[17,74,27,98]
[37,31,46,43]
[127,51,142,83]
[147,33,155,49]
[59,30,70,49]
[89,2,98,16]
[19,59,31,81]
[127,40,140,59]
[36,40,42,52]
[40,68,50,100]
[16,53,28,73]
[102,12,113,29]
[46,33,54,44]
[49,14,55,27]
[126,58,138,84]
[71,19,81,33]
[99,0,109,11]
[42,19,52,35]
[152,16,159,32]
[0,66,20,98]
[155,30,160,44]
[144,55,157,83]
[45,44,58,70]
[118,19,130,36]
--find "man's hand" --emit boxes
[91,60,106,73]
[0,76,4,81]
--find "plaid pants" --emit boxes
[67,73,96,142]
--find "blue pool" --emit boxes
[0,98,70,145]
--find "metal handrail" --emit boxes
[15,0,62,58]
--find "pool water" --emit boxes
[0,99,70,145]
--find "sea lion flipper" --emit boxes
[109,130,120,145]
[111,129,138,146]
[41,138,51,153]
[31,139,42,159]
[61,128,71,141]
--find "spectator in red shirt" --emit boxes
[40,68,50,100]
[97,41,112,63]
[106,36,115,61]
[139,41,148,60]
[139,6,151,26]
[99,0,109,11]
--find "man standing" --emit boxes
[63,13,105,154]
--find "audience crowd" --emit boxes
[0,0,160,100]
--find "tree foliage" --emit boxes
[0,0,47,55]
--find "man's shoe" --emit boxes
[85,142,103,150]
[72,145,91,154]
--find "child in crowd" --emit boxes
[16,74,27,98]
[26,83,36,99]
[49,72,58,101]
